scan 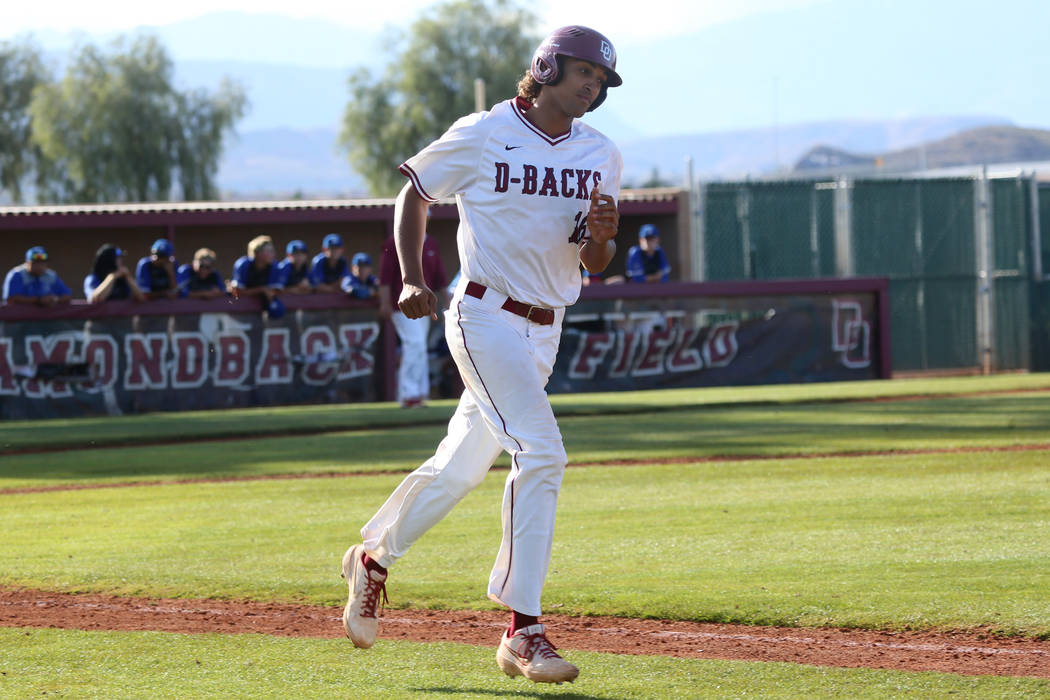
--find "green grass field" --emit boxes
[3,628,1048,699]
[2,375,1050,697]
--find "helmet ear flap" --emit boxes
[531,54,562,85]
[587,84,609,112]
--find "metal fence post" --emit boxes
[737,185,753,279]
[809,186,820,277]
[687,157,705,282]
[974,168,995,374]
[833,176,854,277]
[1030,173,1043,281]
[914,180,928,370]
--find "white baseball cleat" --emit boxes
[496,623,579,684]
[340,544,387,648]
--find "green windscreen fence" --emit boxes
[1040,185,1050,275]
[703,185,747,281]
[990,179,1031,370]
[852,179,977,371]
[701,176,1037,373]
[1037,186,1050,372]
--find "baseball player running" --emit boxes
[341,25,623,684]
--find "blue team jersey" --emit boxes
[625,245,671,283]
[135,256,178,293]
[340,273,379,299]
[177,263,225,297]
[276,259,311,289]
[3,266,71,301]
[231,256,283,289]
[309,253,348,286]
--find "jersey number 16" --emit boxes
[568,211,588,245]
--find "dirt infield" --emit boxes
[2,587,1047,679]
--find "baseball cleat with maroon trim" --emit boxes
[340,544,387,648]
[496,624,579,683]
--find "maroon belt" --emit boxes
[464,281,555,326]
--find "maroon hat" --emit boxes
[531,25,622,111]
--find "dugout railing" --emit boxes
[0,277,890,419]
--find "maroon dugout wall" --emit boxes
[0,278,889,420]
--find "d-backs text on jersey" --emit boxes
[493,162,602,199]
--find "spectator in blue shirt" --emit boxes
[177,247,226,299]
[135,238,179,300]
[3,246,72,306]
[341,252,379,299]
[625,224,671,283]
[231,235,283,302]
[85,244,146,303]
[310,233,348,293]
[276,240,313,295]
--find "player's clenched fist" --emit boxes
[587,185,619,245]
[398,282,438,320]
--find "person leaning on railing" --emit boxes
[3,246,72,307]
[84,244,146,303]
[229,235,284,302]
[276,240,314,295]
[625,224,671,283]
[177,248,227,300]
[310,233,349,293]
[341,252,379,299]
[135,238,180,300]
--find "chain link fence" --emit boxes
[699,174,1042,373]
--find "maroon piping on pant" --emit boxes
[455,298,522,599]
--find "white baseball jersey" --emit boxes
[362,96,623,618]
[400,96,623,309]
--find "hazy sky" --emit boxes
[1,0,820,42]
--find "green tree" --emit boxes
[29,36,247,203]
[641,167,674,188]
[339,0,539,196]
[0,38,52,203]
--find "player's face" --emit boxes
[258,244,276,265]
[549,58,608,118]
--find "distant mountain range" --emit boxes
[615,115,1013,185]
[18,1,1050,197]
[218,115,1021,198]
[794,126,1050,174]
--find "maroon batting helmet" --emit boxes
[530,25,622,111]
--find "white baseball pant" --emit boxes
[391,310,431,404]
[361,280,567,616]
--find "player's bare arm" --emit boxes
[393,181,438,320]
[580,186,619,273]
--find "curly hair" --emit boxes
[516,70,541,103]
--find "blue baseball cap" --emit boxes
[286,240,308,255]
[152,238,174,256]
[323,233,344,249]
[639,224,660,239]
[352,252,372,267]
[26,246,48,262]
